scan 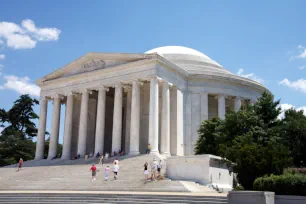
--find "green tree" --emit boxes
[0,95,41,166]
[195,118,223,155]
[195,92,292,189]
[0,94,39,138]
[281,109,306,166]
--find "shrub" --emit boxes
[234,185,245,191]
[253,173,306,196]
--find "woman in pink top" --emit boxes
[105,166,110,181]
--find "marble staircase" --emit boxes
[0,154,221,193]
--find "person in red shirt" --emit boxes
[17,158,23,172]
[90,164,97,181]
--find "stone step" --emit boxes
[0,194,227,204]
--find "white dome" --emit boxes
[146,46,210,59]
[145,46,231,75]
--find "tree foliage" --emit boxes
[281,109,306,166]
[0,94,39,138]
[195,92,292,190]
[0,95,40,166]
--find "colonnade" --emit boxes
[34,77,175,160]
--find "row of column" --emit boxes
[35,76,173,160]
[200,93,243,121]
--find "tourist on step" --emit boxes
[105,165,110,181]
[85,153,89,163]
[99,155,104,165]
[146,144,151,154]
[157,160,162,178]
[114,157,119,165]
[96,152,100,158]
[90,164,97,181]
[105,152,109,162]
[16,158,23,172]
[113,161,119,180]
[151,158,158,181]
[144,162,149,181]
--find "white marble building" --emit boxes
[34,46,267,160]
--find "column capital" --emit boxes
[39,96,48,101]
[110,83,122,89]
[132,79,144,86]
[64,91,79,96]
[79,89,92,94]
[50,94,64,100]
[215,94,226,100]
[98,86,109,92]
[148,76,162,82]
[161,80,173,87]
[234,96,243,101]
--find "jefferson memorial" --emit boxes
[34,46,267,160]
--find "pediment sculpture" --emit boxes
[82,59,105,72]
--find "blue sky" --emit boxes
[0,1,305,143]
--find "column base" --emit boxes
[61,155,69,160]
[161,152,171,157]
[149,150,160,155]
[34,155,44,160]
[128,151,140,156]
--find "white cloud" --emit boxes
[6,34,36,49]
[237,68,264,83]
[1,75,40,96]
[279,103,306,119]
[0,54,4,60]
[292,45,306,59]
[299,66,306,70]
[21,19,61,41]
[0,19,60,49]
[279,78,306,93]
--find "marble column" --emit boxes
[200,92,208,122]
[77,90,89,156]
[94,87,107,155]
[47,95,61,159]
[218,94,226,120]
[35,97,48,160]
[149,77,159,154]
[234,97,242,112]
[160,81,170,155]
[112,84,123,153]
[61,93,74,159]
[125,89,132,154]
[129,80,141,155]
[176,89,184,156]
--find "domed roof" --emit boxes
[145,46,231,75]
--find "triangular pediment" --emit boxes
[37,52,150,84]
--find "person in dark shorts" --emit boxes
[113,161,119,180]
[90,164,97,181]
[144,162,149,181]
[157,160,162,177]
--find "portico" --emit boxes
[34,46,267,160]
